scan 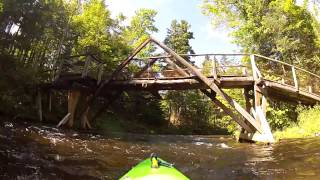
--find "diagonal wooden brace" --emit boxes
[151,37,263,133]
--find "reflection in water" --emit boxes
[1,121,320,179]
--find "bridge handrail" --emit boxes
[253,54,320,79]
[55,52,320,95]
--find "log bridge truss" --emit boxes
[42,37,320,143]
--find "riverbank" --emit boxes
[274,105,320,140]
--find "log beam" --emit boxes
[151,38,263,133]
[67,90,80,127]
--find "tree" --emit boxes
[164,20,195,55]
[202,0,320,131]
[0,0,3,13]
[124,9,158,49]
[72,0,112,54]
[162,19,212,129]
[202,0,320,69]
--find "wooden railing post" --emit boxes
[212,56,218,79]
[242,67,248,76]
[292,66,298,90]
[281,65,286,84]
[250,54,258,80]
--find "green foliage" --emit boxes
[124,9,158,49]
[164,20,195,55]
[162,19,213,130]
[0,0,159,124]
[202,0,320,70]
[0,0,3,13]
[274,105,320,139]
[72,0,112,53]
[202,0,320,134]
[266,101,297,130]
[124,8,158,58]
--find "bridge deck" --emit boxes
[43,39,320,142]
[49,73,320,105]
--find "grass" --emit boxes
[274,105,320,140]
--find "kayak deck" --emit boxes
[120,158,189,180]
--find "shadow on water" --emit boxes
[1,120,320,180]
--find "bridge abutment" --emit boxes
[238,106,275,143]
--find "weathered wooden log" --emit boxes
[108,76,254,91]
[67,90,80,127]
[57,113,71,128]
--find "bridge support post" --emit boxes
[57,90,80,128]
[238,55,274,143]
[239,85,274,143]
[80,94,92,129]
[66,90,80,127]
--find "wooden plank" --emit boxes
[110,76,254,90]
[151,38,263,133]
[57,113,71,128]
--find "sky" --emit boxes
[105,0,240,54]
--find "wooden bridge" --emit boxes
[42,37,320,143]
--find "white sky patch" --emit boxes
[106,0,137,19]
[203,22,233,42]
[106,0,239,55]
[106,0,170,19]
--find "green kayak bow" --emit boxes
[120,154,189,180]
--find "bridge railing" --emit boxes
[54,53,320,96]
[188,54,252,77]
[54,54,105,84]
[127,53,320,96]
[129,54,254,79]
[253,54,320,96]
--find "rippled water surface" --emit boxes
[1,121,320,179]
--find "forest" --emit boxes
[1,0,320,140]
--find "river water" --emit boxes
[1,120,320,180]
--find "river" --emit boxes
[1,120,320,179]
